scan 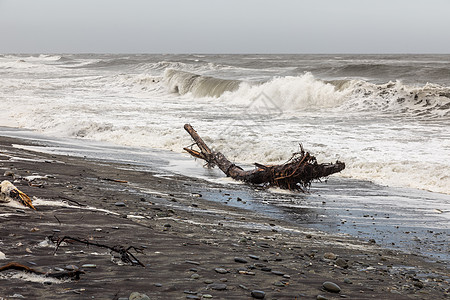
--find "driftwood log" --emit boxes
[0,262,84,280]
[183,124,345,191]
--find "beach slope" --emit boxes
[0,135,448,299]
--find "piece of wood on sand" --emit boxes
[183,124,345,191]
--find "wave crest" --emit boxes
[164,69,241,97]
[222,73,347,110]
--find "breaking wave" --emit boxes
[163,70,450,118]
[164,69,241,97]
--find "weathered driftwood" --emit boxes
[51,235,145,267]
[0,262,84,280]
[183,124,345,191]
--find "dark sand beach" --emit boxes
[0,134,449,299]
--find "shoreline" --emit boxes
[2,127,448,264]
[0,134,449,299]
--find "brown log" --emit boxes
[0,262,84,280]
[183,124,345,191]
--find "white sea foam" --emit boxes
[0,273,68,284]
[221,73,349,110]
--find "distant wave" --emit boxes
[76,58,235,75]
[291,60,450,86]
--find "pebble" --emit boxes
[3,171,14,177]
[322,281,341,293]
[261,267,272,272]
[16,209,26,214]
[271,270,284,276]
[316,295,329,300]
[115,201,126,207]
[249,255,260,260]
[81,264,97,268]
[234,257,248,263]
[214,268,228,274]
[64,265,79,271]
[238,270,255,275]
[343,278,352,284]
[191,273,200,279]
[129,292,150,300]
[154,283,162,287]
[186,260,200,265]
[204,279,214,284]
[335,258,349,268]
[202,295,213,299]
[274,281,285,287]
[323,252,337,260]
[186,296,200,300]
[251,290,266,299]
[209,283,227,290]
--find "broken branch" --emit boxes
[183,124,345,191]
[51,235,145,267]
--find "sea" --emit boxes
[0,54,449,261]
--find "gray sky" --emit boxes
[1,0,449,53]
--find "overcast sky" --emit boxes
[1,0,449,53]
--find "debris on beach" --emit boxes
[0,262,84,280]
[51,235,145,267]
[183,124,345,191]
[0,180,36,209]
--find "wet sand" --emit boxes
[0,134,449,299]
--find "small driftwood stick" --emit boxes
[58,196,87,207]
[183,124,345,191]
[51,236,145,267]
[0,262,84,280]
[100,178,129,183]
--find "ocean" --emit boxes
[0,53,449,261]
[1,54,449,193]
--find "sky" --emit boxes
[1,0,449,53]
